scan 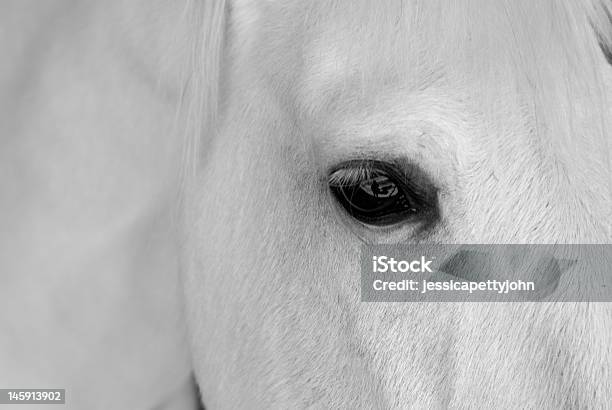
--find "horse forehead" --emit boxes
[252,0,600,101]
[254,2,445,120]
[253,0,512,118]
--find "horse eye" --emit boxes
[328,160,434,227]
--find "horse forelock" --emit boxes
[178,0,226,192]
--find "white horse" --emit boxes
[2,0,611,408]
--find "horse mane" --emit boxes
[179,0,227,190]
[589,0,612,54]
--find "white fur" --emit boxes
[3,0,611,408]
[181,0,612,408]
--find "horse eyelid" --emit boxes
[327,158,441,223]
[327,158,439,199]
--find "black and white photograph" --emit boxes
[1,0,612,408]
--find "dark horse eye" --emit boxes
[328,160,436,227]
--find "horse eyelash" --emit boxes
[328,163,375,186]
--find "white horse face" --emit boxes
[182,0,612,407]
